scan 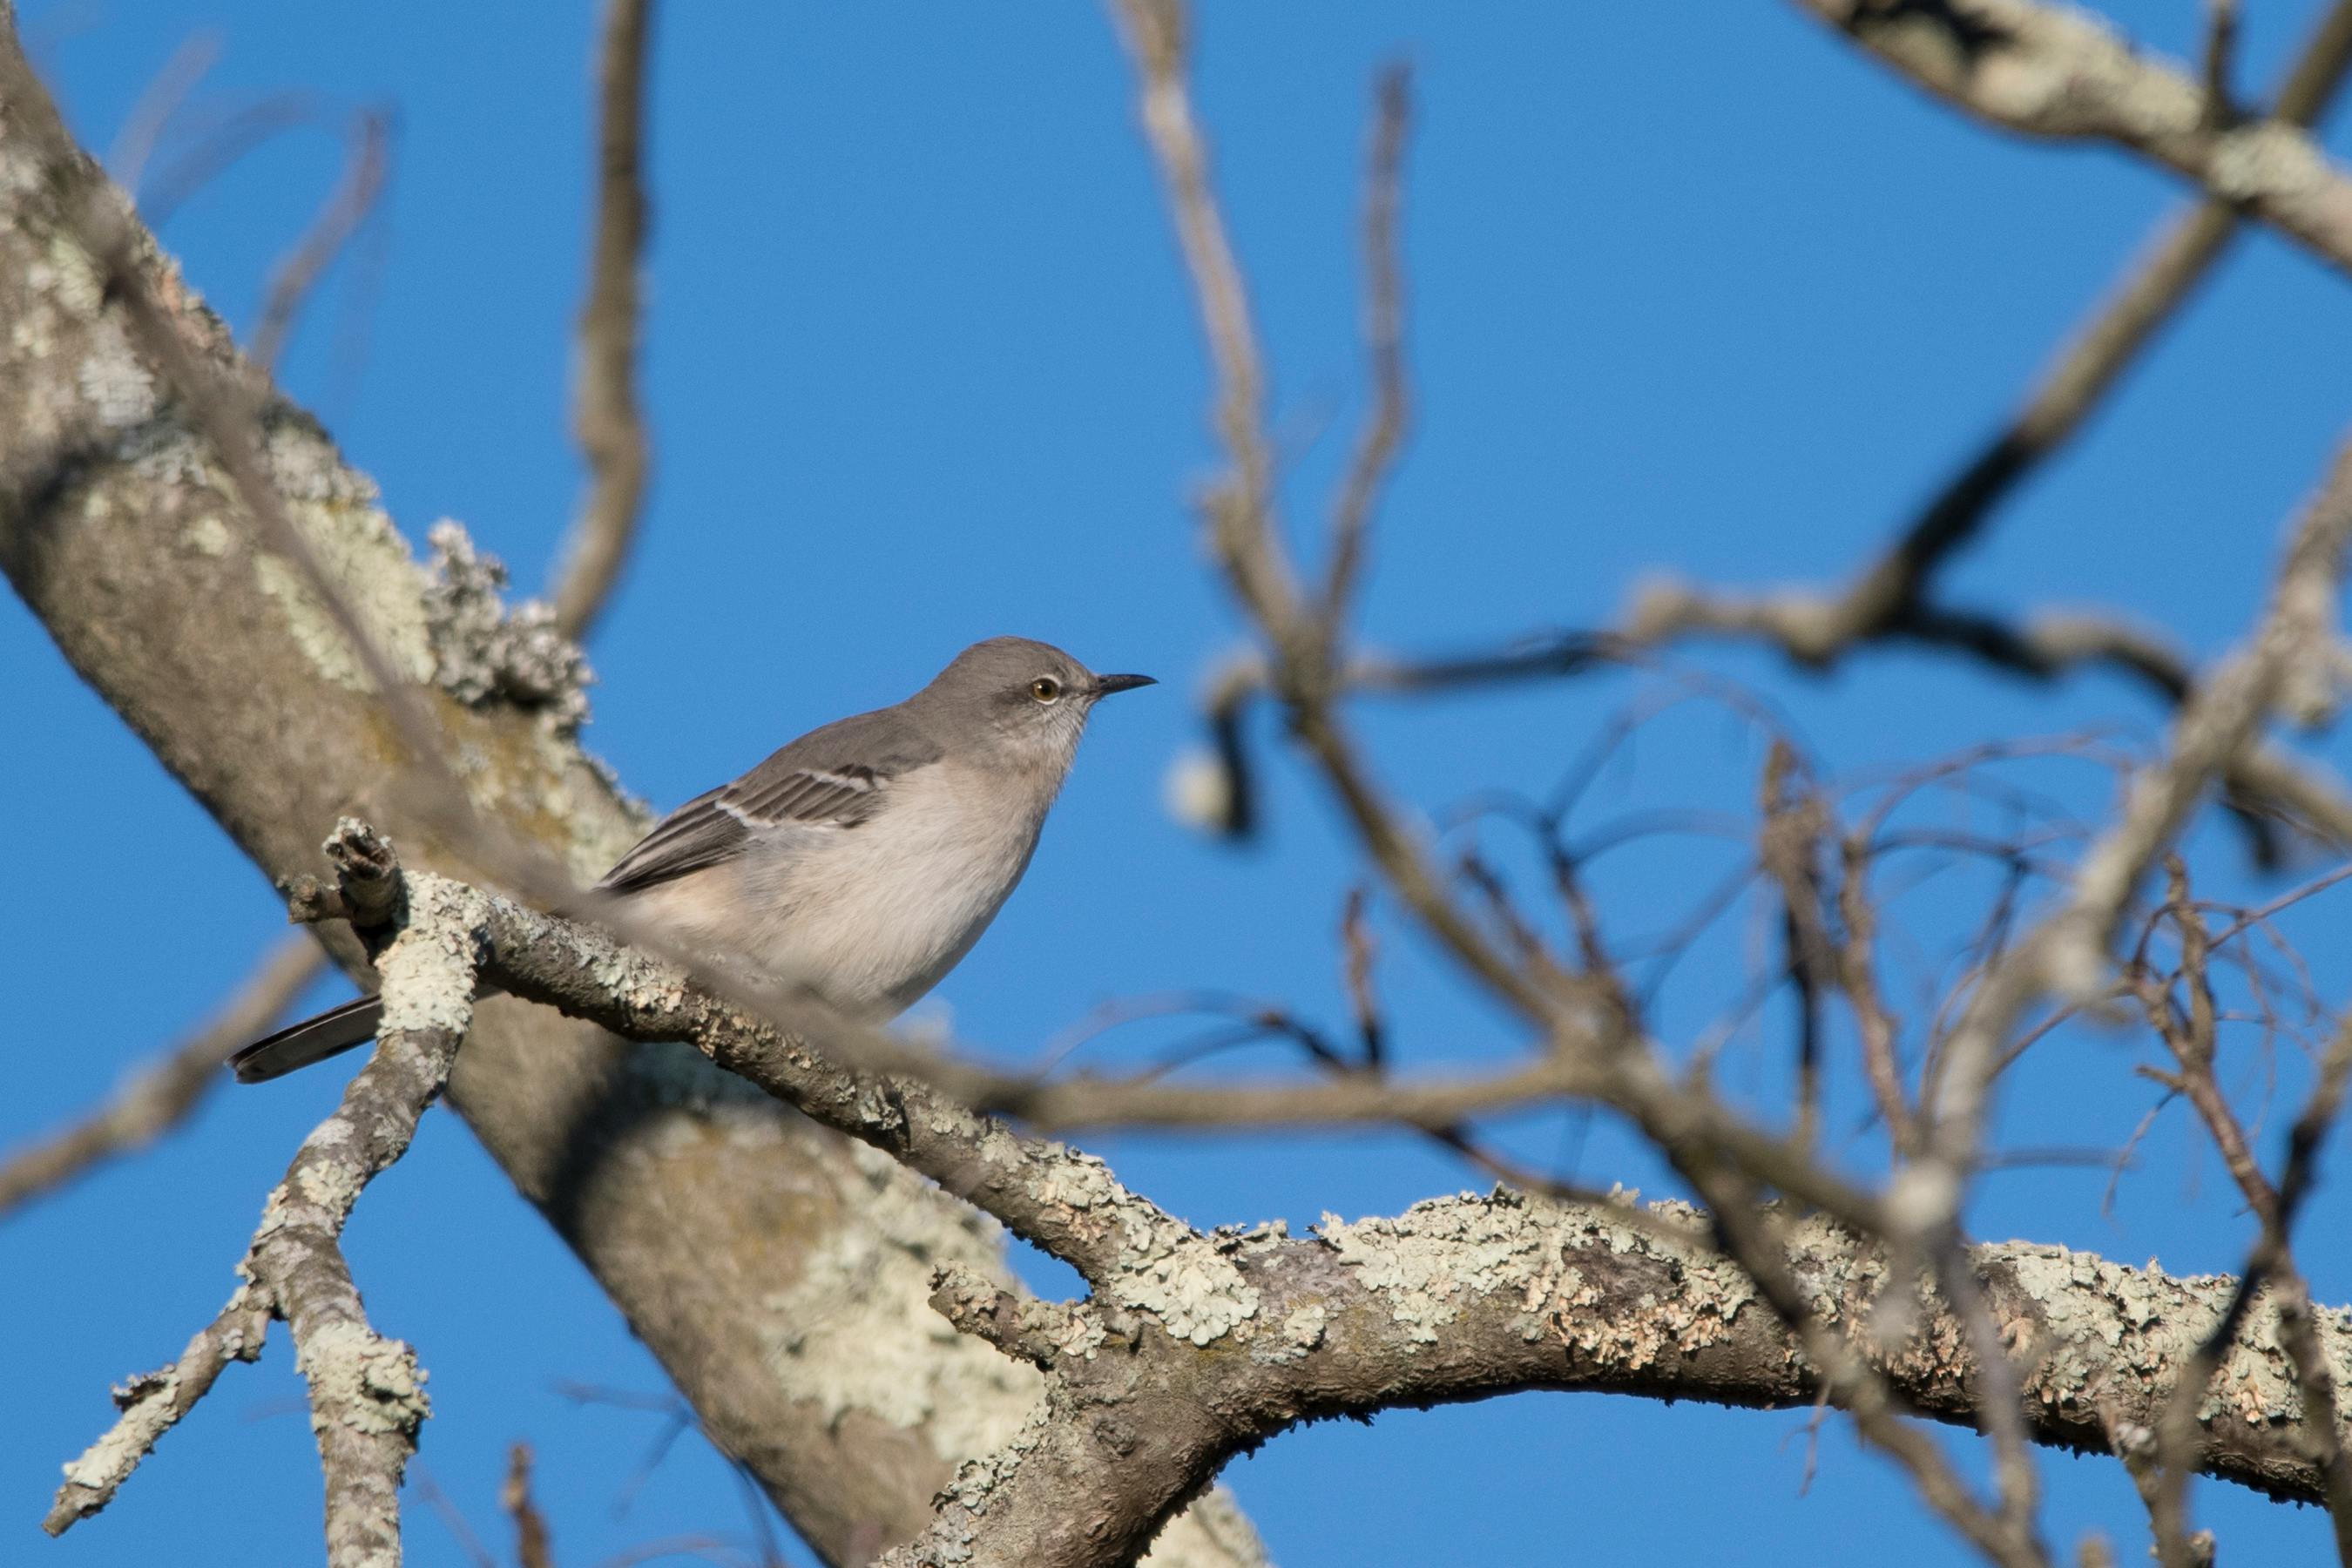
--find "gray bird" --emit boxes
[231,636,1155,1082]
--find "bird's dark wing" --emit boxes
[595,705,944,896]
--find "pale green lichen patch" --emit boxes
[1998,1240,2344,1432]
[1321,1193,1538,1345]
[1248,1301,1327,1366]
[44,227,105,318]
[76,315,155,429]
[2208,122,2326,206]
[1010,1142,1264,1347]
[986,1139,1262,1346]
[904,1397,1052,1568]
[57,1372,178,1490]
[758,1140,1036,1464]
[181,514,232,557]
[1321,1191,1756,1363]
[1116,1230,1260,1348]
[1047,1304,1108,1363]
[375,876,484,1037]
[292,1320,429,1438]
[291,1157,365,1222]
[246,426,437,695]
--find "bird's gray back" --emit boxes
[597,704,945,896]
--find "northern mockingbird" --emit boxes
[231,636,1154,1082]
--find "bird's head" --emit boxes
[921,635,1155,775]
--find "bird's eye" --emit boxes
[1030,677,1063,704]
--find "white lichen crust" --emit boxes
[422,520,593,733]
[45,849,480,1561]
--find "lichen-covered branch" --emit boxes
[885,1192,2352,1568]
[263,826,2350,1565]
[46,825,476,1565]
[0,24,1259,1565]
[1790,0,2352,279]
[40,1291,270,1537]
[372,862,1238,1333]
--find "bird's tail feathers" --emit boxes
[231,995,384,1083]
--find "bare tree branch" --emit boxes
[1321,63,1409,629]
[1909,431,2352,1269]
[1625,585,2352,862]
[250,105,390,373]
[2132,872,2352,1565]
[1184,0,2352,864]
[504,1443,556,1568]
[1898,0,2352,609]
[549,0,652,640]
[1789,0,2352,279]
[1196,604,2352,867]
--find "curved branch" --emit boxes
[896,1193,2352,1567]
[304,845,2352,1564]
[549,0,653,639]
[1791,0,2352,279]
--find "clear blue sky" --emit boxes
[7,2,2352,1564]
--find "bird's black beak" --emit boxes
[1092,672,1157,698]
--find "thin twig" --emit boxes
[1322,63,1410,627]
[250,106,391,372]
[106,30,220,193]
[505,1443,557,1568]
[1836,0,2352,635]
[411,1463,502,1568]
[1758,742,1833,1146]
[1837,830,1917,1155]
[2201,0,2242,128]
[1340,885,1384,1068]
[549,0,654,639]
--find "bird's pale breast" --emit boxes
[626,760,1050,1018]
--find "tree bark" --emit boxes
[0,29,1260,1568]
